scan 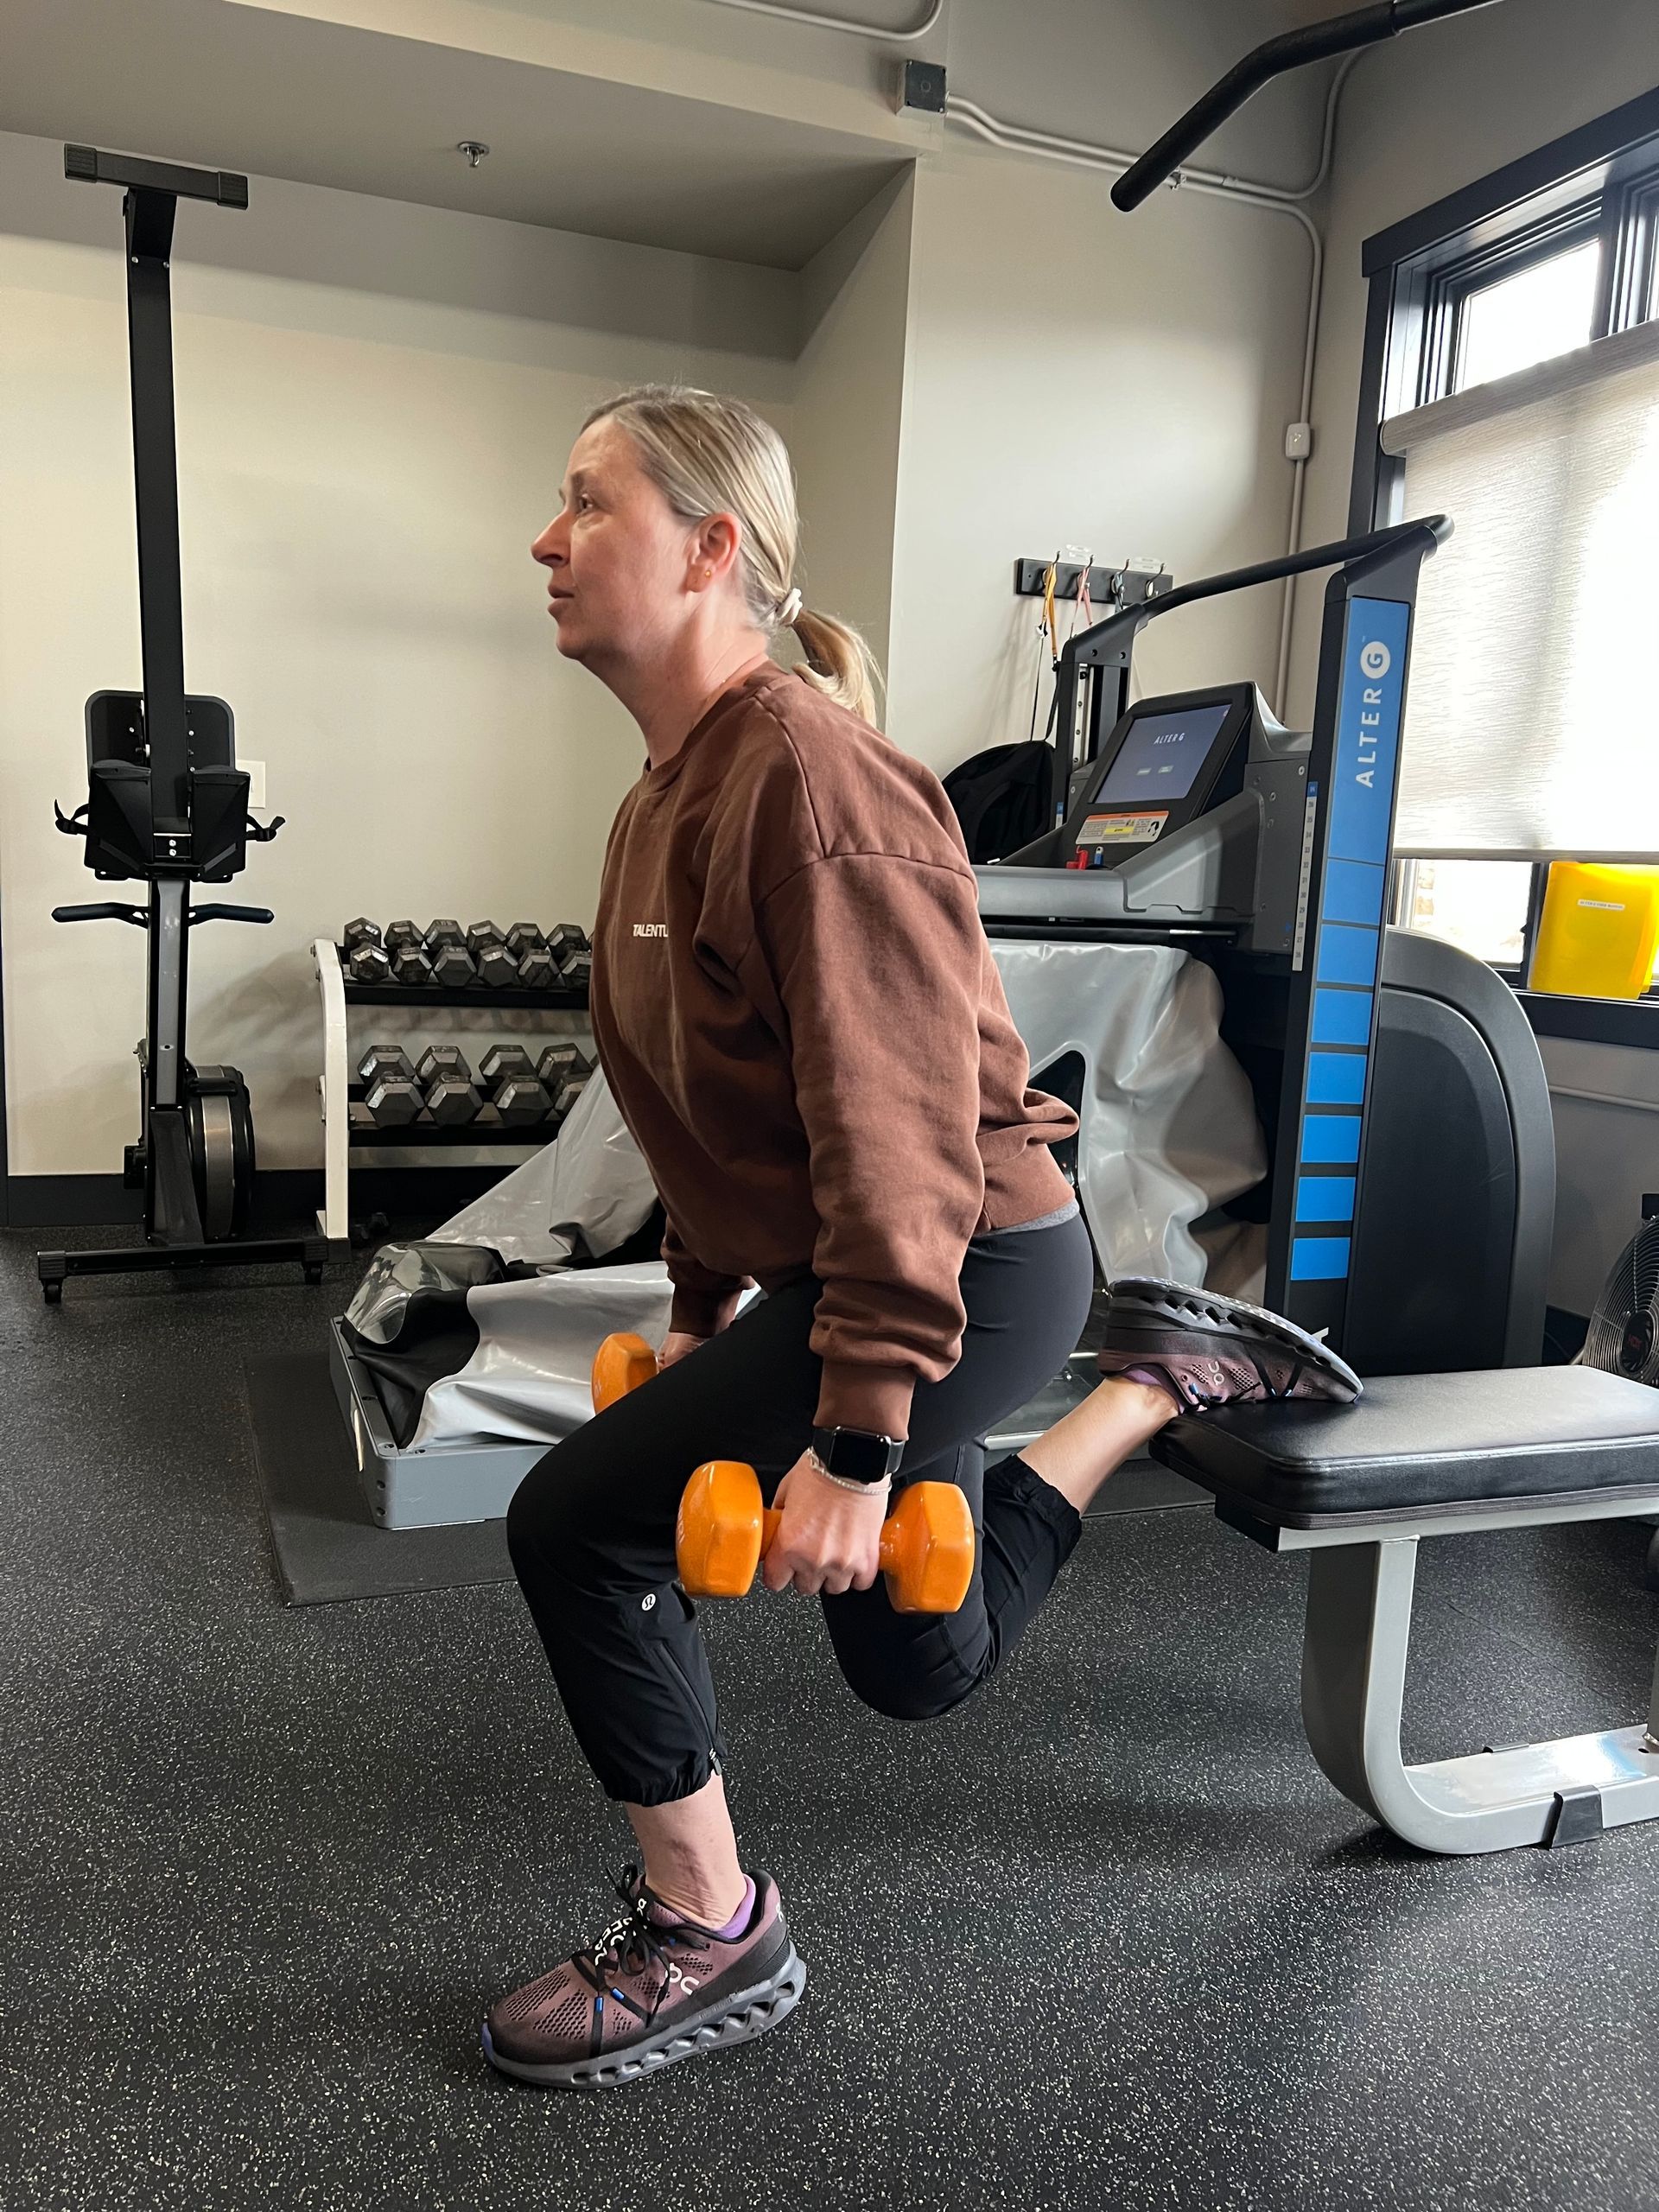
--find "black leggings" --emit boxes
[505,1211,1096,1805]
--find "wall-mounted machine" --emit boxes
[978,522,1557,1380]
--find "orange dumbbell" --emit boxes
[676,1459,975,1615]
[591,1331,658,1413]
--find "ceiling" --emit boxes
[0,0,910,270]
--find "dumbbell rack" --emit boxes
[311,938,589,1245]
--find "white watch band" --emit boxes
[807,1448,892,1498]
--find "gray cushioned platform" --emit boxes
[1151,1364,1659,1527]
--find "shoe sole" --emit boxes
[480,1945,807,2090]
[1102,1276,1363,1401]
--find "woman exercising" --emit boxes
[486,385,1357,2089]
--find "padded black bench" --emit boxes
[1151,1365,1659,1855]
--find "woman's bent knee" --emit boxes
[505,1438,613,1581]
[839,1653,982,1725]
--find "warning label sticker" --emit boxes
[1077,810,1168,846]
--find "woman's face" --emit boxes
[531,419,726,672]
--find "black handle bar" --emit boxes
[52,902,148,926]
[1112,0,1503,213]
[1063,515,1451,670]
[51,901,274,927]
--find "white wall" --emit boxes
[0,127,795,1176]
[885,137,1313,774]
[791,173,917,683]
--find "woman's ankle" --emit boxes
[1019,1375,1179,1515]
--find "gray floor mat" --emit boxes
[245,1351,514,1604]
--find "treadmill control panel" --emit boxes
[1061,688,1254,868]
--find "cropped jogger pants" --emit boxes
[505,1209,1096,1804]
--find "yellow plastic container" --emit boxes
[1529,862,1659,999]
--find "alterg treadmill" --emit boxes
[976,521,1554,1376]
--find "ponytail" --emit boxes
[789,604,883,727]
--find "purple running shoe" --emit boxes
[482,1866,805,2089]
[1097,1275,1362,1411]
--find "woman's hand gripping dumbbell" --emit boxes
[588,1332,976,1613]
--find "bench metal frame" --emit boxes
[1219,1491,1659,1853]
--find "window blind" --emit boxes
[1380,316,1659,860]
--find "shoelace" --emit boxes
[572,1866,688,2015]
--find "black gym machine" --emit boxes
[36,146,327,1302]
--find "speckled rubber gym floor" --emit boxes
[3,1224,1656,2211]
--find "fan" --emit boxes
[1577,1215,1659,1384]
[1575,1211,1659,1588]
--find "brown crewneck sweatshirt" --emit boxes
[589,662,1077,1440]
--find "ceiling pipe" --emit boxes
[1111,0,1504,213]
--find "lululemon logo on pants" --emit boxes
[633,923,668,939]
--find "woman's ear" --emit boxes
[689,512,741,592]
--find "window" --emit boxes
[1397,861,1533,971]
[1452,237,1601,392]
[1353,90,1659,1012]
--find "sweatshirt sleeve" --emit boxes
[747,853,988,1438]
[662,1213,749,1340]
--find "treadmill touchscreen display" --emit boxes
[1095,702,1231,807]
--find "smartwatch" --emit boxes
[810,1425,905,1485]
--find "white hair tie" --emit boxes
[777,586,803,627]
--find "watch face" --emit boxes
[815,1427,899,1482]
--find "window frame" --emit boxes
[1351,84,1659,1049]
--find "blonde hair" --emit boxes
[582,384,882,726]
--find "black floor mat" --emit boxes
[245,1351,513,1605]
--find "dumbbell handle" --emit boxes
[753,1504,944,1586]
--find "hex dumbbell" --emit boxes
[423,920,477,988]
[343,918,391,986]
[479,1045,552,1124]
[537,1042,594,1122]
[416,1046,481,1125]
[467,922,519,990]
[508,925,559,990]
[357,1045,423,1126]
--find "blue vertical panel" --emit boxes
[1288,596,1412,1292]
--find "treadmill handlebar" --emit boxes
[1060,515,1451,671]
[1110,0,1502,213]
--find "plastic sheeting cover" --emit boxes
[410,1260,675,1450]
[434,1069,658,1268]
[989,940,1267,1295]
